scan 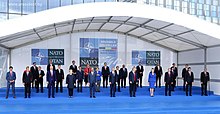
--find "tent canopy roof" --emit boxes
[0,2,220,52]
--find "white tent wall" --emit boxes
[10,32,177,87]
[178,48,220,95]
[207,46,220,95]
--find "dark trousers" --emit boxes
[56,80,63,93]
[201,83,208,95]
[24,83,31,98]
[129,83,136,97]
[77,80,83,92]
[68,88,73,96]
[84,76,88,85]
[32,79,35,88]
[103,75,108,88]
[96,80,101,92]
[110,83,116,97]
[39,79,44,93]
[183,80,186,91]
[139,76,143,88]
[90,83,96,97]
[35,80,39,93]
[121,77,126,88]
[171,78,176,91]
[186,83,192,96]
[6,82,15,97]
[117,79,121,92]
[48,83,55,98]
[165,83,172,96]
[156,76,161,88]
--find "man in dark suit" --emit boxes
[56,64,64,93]
[136,62,144,88]
[22,66,33,98]
[77,66,84,92]
[102,62,110,88]
[69,60,77,73]
[186,67,194,96]
[47,66,56,98]
[38,66,45,93]
[88,68,97,98]
[171,63,178,91]
[47,59,56,71]
[110,67,118,97]
[129,66,138,97]
[115,66,121,92]
[164,68,173,96]
[200,68,210,96]
[31,62,39,92]
[155,63,163,88]
[182,64,189,91]
[120,64,128,88]
[6,66,16,99]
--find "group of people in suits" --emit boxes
[182,64,210,96]
[148,63,210,97]
[5,60,211,99]
[148,63,178,97]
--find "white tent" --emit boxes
[0,2,220,52]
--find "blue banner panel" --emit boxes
[32,49,64,65]
[80,38,118,70]
[132,50,160,66]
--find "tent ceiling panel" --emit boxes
[0,30,35,42]
[56,25,72,34]
[101,23,121,30]
[87,23,104,30]
[156,38,198,51]
[142,32,167,41]
[146,20,171,29]
[128,17,150,24]
[162,24,192,35]
[2,34,38,47]
[184,31,220,46]
[115,24,136,33]
[94,16,111,20]
[129,28,152,36]
[111,16,130,22]
[73,23,89,31]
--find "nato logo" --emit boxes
[80,38,98,58]
[132,51,146,65]
[32,49,48,65]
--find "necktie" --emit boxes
[134,73,136,81]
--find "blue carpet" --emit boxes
[0,86,220,114]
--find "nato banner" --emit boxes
[132,50,160,66]
[80,38,118,69]
[32,49,64,65]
